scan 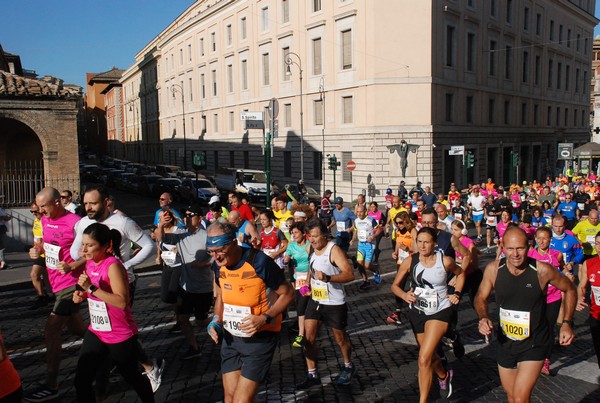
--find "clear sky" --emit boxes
[2,0,600,90]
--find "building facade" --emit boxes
[119,0,598,198]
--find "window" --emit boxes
[226,25,232,46]
[584,70,588,93]
[187,44,192,62]
[523,7,529,31]
[342,152,352,182]
[179,49,183,65]
[565,65,570,91]
[342,96,353,123]
[313,0,322,12]
[550,20,554,41]
[188,77,193,102]
[466,33,475,72]
[559,25,563,44]
[262,53,270,85]
[201,73,206,98]
[214,151,219,172]
[574,108,578,126]
[200,38,205,56]
[211,69,217,96]
[284,151,292,177]
[534,104,539,126]
[582,110,586,127]
[282,0,289,24]
[488,98,495,124]
[547,106,552,126]
[445,93,454,122]
[284,103,292,127]
[585,38,589,55]
[505,45,512,79]
[213,113,219,132]
[577,34,581,52]
[567,29,571,48]
[535,13,541,35]
[342,29,352,70]
[229,111,235,131]
[229,150,235,167]
[490,0,496,17]
[262,7,269,31]
[556,107,560,126]
[241,60,248,90]
[506,0,513,23]
[504,100,510,124]
[466,96,474,123]
[227,64,233,93]
[564,108,569,126]
[314,99,323,125]
[534,55,540,85]
[313,38,322,75]
[446,25,456,67]
[313,151,322,180]
[241,17,247,40]
[521,103,527,125]
[489,40,497,76]
[575,68,580,92]
[243,151,249,169]
[282,47,290,81]
[211,32,216,52]
[522,51,529,83]
[548,59,553,88]
[557,62,562,89]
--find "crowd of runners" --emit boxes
[1,172,600,402]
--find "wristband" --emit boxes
[325,275,331,283]
[207,315,223,336]
[562,319,574,327]
[454,291,463,297]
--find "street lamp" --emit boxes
[171,83,188,170]
[285,51,304,181]
[319,76,325,189]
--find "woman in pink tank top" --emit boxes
[527,226,565,376]
[72,223,156,402]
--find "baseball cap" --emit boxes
[209,195,220,205]
[187,203,204,216]
[334,197,344,205]
[324,189,332,196]
[386,188,392,195]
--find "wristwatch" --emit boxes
[562,319,574,327]
[263,313,273,324]
[88,285,98,295]
[325,275,331,283]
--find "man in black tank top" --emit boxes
[475,227,577,403]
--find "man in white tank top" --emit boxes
[297,219,357,389]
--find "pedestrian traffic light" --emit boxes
[466,151,475,168]
[511,151,520,167]
[328,155,339,171]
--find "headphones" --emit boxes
[454,219,468,235]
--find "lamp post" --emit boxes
[319,76,325,189]
[285,51,304,181]
[171,83,188,170]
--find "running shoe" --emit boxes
[359,280,371,290]
[438,368,454,399]
[23,384,59,402]
[182,347,201,360]
[169,322,182,334]
[296,374,321,389]
[444,334,465,359]
[144,358,165,393]
[373,271,382,284]
[336,364,356,385]
[541,358,551,376]
[386,311,402,325]
[292,335,305,348]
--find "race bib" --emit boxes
[223,303,252,338]
[578,203,586,210]
[88,299,112,332]
[358,229,369,242]
[295,272,309,290]
[414,287,438,315]
[44,244,61,270]
[161,251,179,267]
[592,285,600,306]
[397,249,409,264]
[280,221,289,233]
[487,216,497,226]
[499,307,530,341]
[454,213,463,220]
[336,222,346,233]
[311,279,330,301]
[586,235,596,245]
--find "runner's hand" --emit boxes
[57,261,71,275]
[78,273,92,290]
[576,297,588,311]
[559,323,575,346]
[73,290,86,303]
[29,247,40,260]
[446,293,460,305]
[478,318,493,336]
[240,314,266,337]
[403,288,416,304]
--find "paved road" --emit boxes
[2,236,600,402]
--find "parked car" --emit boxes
[214,167,268,204]
[104,169,125,187]
[156,164,181,178]
[176,178,219,204]
[176,170,199,179]
[80,164,102,183]
[137,174,163,196]
[152,177,183,198]
[282,184,321,204]
[114,172,136,191]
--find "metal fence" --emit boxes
[0,161,79,208]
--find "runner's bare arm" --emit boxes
[444,256,464,305]
[314,244,354,283]
[576,262,589,311]
[539,261,576,345]
[475,260,499,335]
[390,258,415,303]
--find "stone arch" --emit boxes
[0,109,50,152]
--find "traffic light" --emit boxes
[328,155,339,171]
[466,151,475,168]
[511,151,520,167]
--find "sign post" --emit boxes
[347,161,356,201]
[265,99,279,204]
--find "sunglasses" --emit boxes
[395,221,404,225]
[159,198,167,201]
[30,210,41,214]
[185,212,199,218]
[60,196,69,199]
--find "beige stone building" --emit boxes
[119,0,598,198]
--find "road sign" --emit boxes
[272,119,279,138]
[346,161,356,171]
[557,143,573,160]
[245,120,264,130]
[449,145,465,156]
[240,112,263,121]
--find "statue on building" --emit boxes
[387,140,420,178]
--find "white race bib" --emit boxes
[295,272,309,290]
[44,244,61,270]
[357,229,369,242]
[336,222,346,233]
[499,307,530,341]
[222,303,252,338]
[454,213,463,220]
[414,287,438,315]
[397,249,409,264]
[578,203,586,210]
[88,299,112,332]
[161,251,180,267]
[486,216,497,226]
[586,235,596,245]
[311,278,330,302]
[280,221,289,233]
[592,285,600,306]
